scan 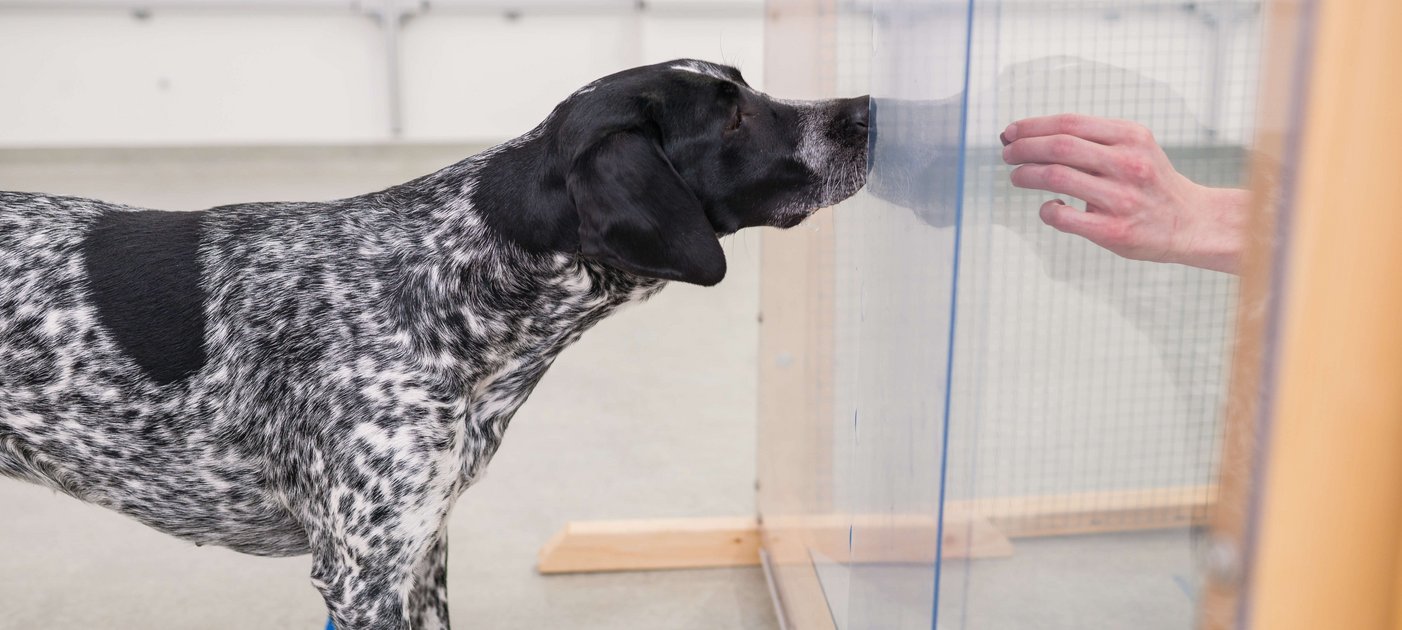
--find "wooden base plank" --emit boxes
[538,511,1013,576]
[961,485,1217,539]
[537,516,761,574]
[538,485,1214,575]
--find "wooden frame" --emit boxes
[1200,1,1402,628]
[1228,1,1402,629]
[538,486,1216,574]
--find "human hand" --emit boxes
[1000,114,1249,274]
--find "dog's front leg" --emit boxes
[308,525,425,630]
[306,483,455,629]
[407,528,451,630]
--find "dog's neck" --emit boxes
[389,136,667,406]
[384,142,664,479]
[451,122,584,256]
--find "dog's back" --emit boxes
[0,193,322,555]
[0,193,106,484]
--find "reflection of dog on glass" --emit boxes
[865,96,966,228]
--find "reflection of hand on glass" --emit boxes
[1000,114,1249,275]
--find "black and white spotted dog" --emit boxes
[0,59,868,629]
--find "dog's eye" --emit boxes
[725,107,745,133]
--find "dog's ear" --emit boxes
[567,130,726,286]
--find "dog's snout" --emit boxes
[843,96,871,134]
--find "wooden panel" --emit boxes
[537,517,760,574]
[756,210,838,526]
[1244,0,1402,628]
[756,182,838,628]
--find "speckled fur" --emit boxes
[0,60,866,629]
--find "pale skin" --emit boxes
[1000,113,1250,275]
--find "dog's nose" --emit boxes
[843,96,870,134]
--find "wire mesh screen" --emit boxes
[947,0,1256,501]
[796,0,1264,628]
[936,5,1253,625]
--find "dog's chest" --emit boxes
[447,269,664,487]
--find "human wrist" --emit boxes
[1175,185,1250,274]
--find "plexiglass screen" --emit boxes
[793,1,1262,628]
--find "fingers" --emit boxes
[1038,199,1119,244]
[1002,114,1152,147]
[1009,163,1121,210]
[1002,134,1114,174]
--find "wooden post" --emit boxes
[1235,1,1402,628]
[757,1,841,628]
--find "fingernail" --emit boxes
[999,131,1011,146]
[1001,123,1017,145]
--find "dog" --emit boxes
[0,59,868,629]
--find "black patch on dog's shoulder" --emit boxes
[82,210,208,385]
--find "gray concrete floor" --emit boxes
[942,530,1199,630]
[813,529,1199,630]
[0,146,779,630]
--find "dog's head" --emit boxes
[474,59,869,286]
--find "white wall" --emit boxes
[0,1,1259,148]
[0,1,765,147]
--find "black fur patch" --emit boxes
[82,210,208,385]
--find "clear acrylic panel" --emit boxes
[757,2,973,627]
[826,2,972,629]
[935,2,1258,627]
